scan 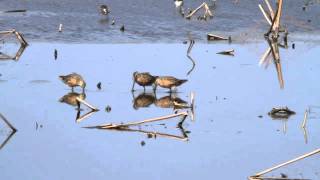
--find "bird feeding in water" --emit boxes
[59,73,86,92]
[100,5,110,15]
[132,72,157,92]
[153,76,187,93]
[174,0,184,7]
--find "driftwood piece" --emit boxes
[250,148,320,179]
[0,113,17,132]
[0,29,28,46]
[268,107,295,119]
[207,33,228,41]
[76,110,96,123]
[301,109,309,129]
[259,4,272,25]
[217,49,234,56]
[185,2,213,19]
[85,111,188,129]
[76,97,99,111]
[264,0,275,18]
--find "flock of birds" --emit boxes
[57,3,192,108]
[59,72,188,93]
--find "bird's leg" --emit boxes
[71,87,74,92]
[82,87,85,94]
[152,84,157,93]
[131,81,135,92]
[143,86,146,92]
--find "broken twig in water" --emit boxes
[0,29,28,46]
[301,109,309,129]
[0,113,17,132]
[76,97,99,111]
[217,49,234,56]
[185,2,213,19]
[250,148,320,179]
[207,33,229,41]
[85,111,188,129]
[186,55,195,76]
[76,110,97,123]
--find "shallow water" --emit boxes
[0,42,320,179]
[0,0,320,43]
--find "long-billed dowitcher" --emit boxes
[59,92,86,108]
[59,73,86,91]
[132,71,157,92]
[154,76,187,92]
[132,92,156,110]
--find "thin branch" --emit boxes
[259,4,272,25]
[301,109,309,129]
[0,113,17,132]
[264,0,275,18]
[85,111,189,129]
[76,97,99,111]
[253,148,320,177]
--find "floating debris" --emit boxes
[185,2,213,20]
[268,107,295,119]
[120,25,125,32]
[105,105,112,112]
[207,33,230,41]
[111,18,115,25]
[174,0,184,8]
[58,24,63,32]
[97,82,102,90]
[2,9,27,13]
[85,111,188,130]
[100,5,110,15]
[59,73,86,92]
[54,49,58,60]
[76,97,99,111]
[216,49,234,56]
[249,148,320,180]
[140,141,146,146]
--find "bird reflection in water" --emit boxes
[132,92,156,110]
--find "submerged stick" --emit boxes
[259,47,271,66]
[76,97,99,111]
[186,55,196,76]
[250,176,310,180]
[76,110,96,123]
[259,4,272,25]
[0,113,17,132]
[85,111,188,129]
[301,109,309,129]
[253,148,320,177]
[264,0,274,18]
[185,2,205,19]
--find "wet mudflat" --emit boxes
[0,42,320,179]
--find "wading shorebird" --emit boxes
[174,0,184,7]
[131,71,157,92]
[59,73,86,92]
[59,92,86,107]
[100,5,110,15]
[154,76,187,93]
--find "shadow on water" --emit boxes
[132,91,190,111]
[59,92,97,122]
